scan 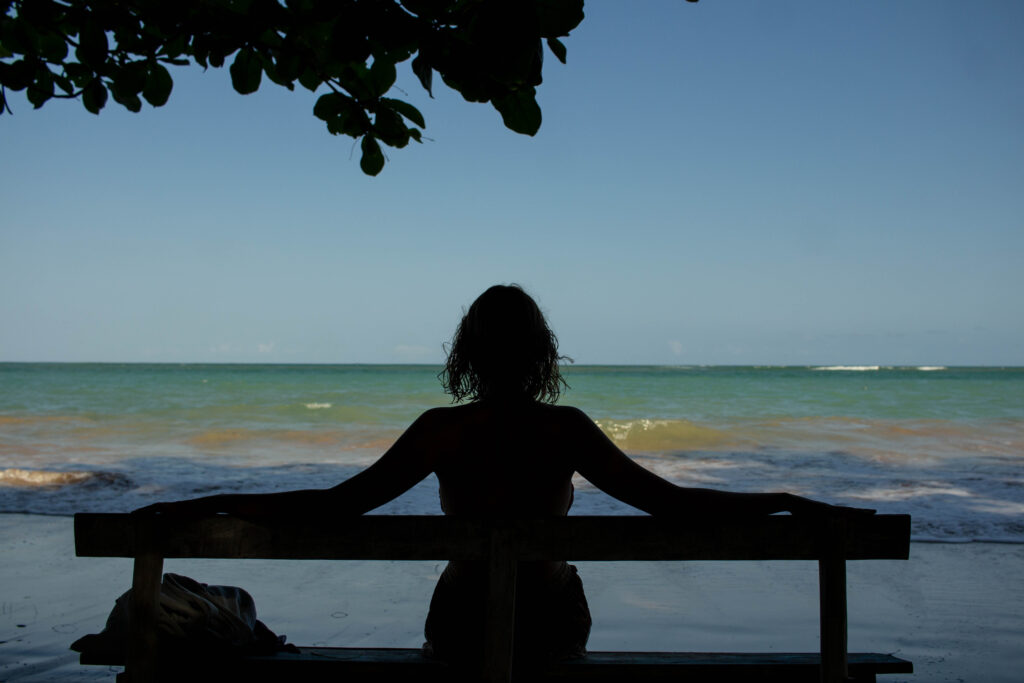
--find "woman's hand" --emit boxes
[781,493,875,517]
[131,498,217,518]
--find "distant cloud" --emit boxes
[668,340,684,356]
[257,342,276,354]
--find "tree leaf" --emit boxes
[359,135,385,175]
[337,64,374,101]
[324,101,370,137]
[381,97,424,128]
[142,63,172,106]
[208,50,226,69]
[65,62,93,87]
[368,58,396,97]
[546,37,567,64]
[313,94,338,121]
[411,54,432,97]
[76,23,108,68]
[39,31,68,62]
[492,88,541,135]
[537,0,585,37]
[118,61,148,95]
[313,92,349,120]
[82,78,107,114]
[229,47,262,94]
[0,59,33,91]
[298,68,321,92]
[110,82,142,112]
[373,108,408,148]
[54,73,74,95]
[26,70,53,108]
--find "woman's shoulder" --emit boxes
[417,401,591,423]
[413,402,488,427]
[541,403,593,420]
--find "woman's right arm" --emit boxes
[135,408,447,520]
[565,407,870,519]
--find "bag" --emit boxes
[70,573,294,659]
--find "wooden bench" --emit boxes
[74,513,913,683]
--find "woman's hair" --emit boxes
[441,284,569,403]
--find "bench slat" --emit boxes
[82,648,913,681]
[75,514,910,561]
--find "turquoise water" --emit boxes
[1,363,1022,541]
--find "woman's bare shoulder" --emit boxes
[529,403,599,432]
[413,403,484,429]
[544,403,594,420]
[415,402,594,430]
[413,404,463,425]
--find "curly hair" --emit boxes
[440,285,570,403]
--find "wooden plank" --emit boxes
[83,648,912,681]
[541,651,912,681]
[74,514,491,560]
[74,514,911,562]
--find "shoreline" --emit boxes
[2,513,1022,681]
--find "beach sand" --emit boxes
[2,513,1021,682]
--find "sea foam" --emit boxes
[0,468,128,488]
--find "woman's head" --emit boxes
[441,284,568,403]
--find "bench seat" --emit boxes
[81,647,913,682]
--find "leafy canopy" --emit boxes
[0,0,585,175]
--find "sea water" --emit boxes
[1,363,1021,542]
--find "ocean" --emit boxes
[1,363,1021,542]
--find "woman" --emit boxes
[138,284,870,662]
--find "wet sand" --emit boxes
[2,513,1021,681]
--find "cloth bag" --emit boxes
[71,573,292,659]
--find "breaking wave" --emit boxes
[0,467,130,489]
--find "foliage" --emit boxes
[0,0,585,174]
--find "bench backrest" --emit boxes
[75,513,909,560]
[74,513,911,683]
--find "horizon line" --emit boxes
[1,361,1019,369]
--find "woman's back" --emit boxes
[431,400,577,518]
[422,400,593,663]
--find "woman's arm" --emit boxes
[135,408,446,520]
[566,407,872,518]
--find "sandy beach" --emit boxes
[2,513,1022,682]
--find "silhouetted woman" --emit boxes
[138,284,868,663]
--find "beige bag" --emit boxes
[70,573,289,659]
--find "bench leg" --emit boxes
[483,529,518,683]
[819,519,849,683]
[124,520,163,683]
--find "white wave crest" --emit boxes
[304,402,332,409]
[917,366,947,371]
[812,365,880,371]
[1,468,101,488]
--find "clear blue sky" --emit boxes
[2,1,1022,365]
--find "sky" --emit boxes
[2,1,1022,366]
